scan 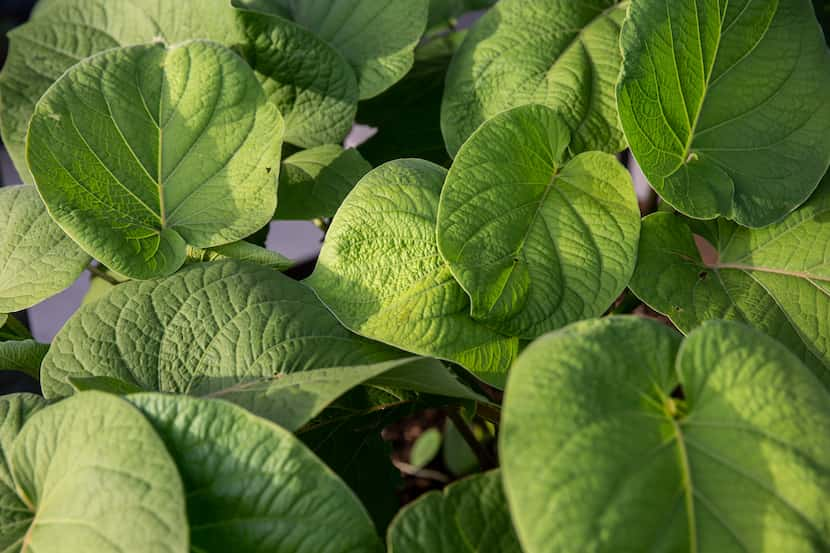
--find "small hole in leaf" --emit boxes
[698,271,708,280]
[266,167,272,174]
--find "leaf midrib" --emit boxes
[670,417,698,553]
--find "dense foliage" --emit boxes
[1,0,829,551]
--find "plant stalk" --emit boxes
[447,407,497,470]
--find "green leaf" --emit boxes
[69,375,144,395]
[437,104,640,338]
[307,159,519,388]
[630,176,830,387]
[232,0,430,99]
[299,386,422,534]
[0,185,90,312]
[0,314,32,341]
[441,0,627,157]
[410,427,443,469]
[5,392,188,552]
[26,41,283,280]
[501,317,830,552]
[357,42,455,167]
[0,340,48,380]
[276,145,372,220]
[40,260,405,400]
[617,0,830,227]
[129,393,382,553]
[200,356,484,431]
[187,241,294,271]
[387,470,522,553]
[443,418,479,476]
[0,0,244,183]
[0,393,48,553]
[235,10,360,148]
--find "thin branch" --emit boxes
[88,264,121,285]
[475,402,502,425]
[448,407,497,470]
[392,459,449,483]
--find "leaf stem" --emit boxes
[447,407,497,470]
[475,402,501,425]
[608,289,641,315]
[88,264,121,286]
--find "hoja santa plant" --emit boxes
[0,0,828,551]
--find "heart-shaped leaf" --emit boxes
[387,470,522,553]
[235,10,360,148]
[0,340,49,380]
[630,175,830,387]
[0,0,245,183]
[307,159,519,388]
[617,0,830,227]
[3,392,188,553]
[501,317,830,552]
[232,0,430,99]
[0,185,89,312]
[441,0,627,157]
[27,41,283,279]
[40,260,403,399]
[276,144,372,220]
[437,104,640,338]
[129,393,382,553]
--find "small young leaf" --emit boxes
[0,185,89,313]
[387,470,522,553]
[0,339,49,380]
[276,144,372,220]
[40,260,405,399]
[501,317,830,552]
[129,393,382,553]
[307,159,519,388]
[631,173,830,387]
[5,392,189,553]
[410,427,443,469]
[27,41,283,280]
[233,0,430,99]
[442,0,627,157]
[617,0,830,227]
[437,105,640,338]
